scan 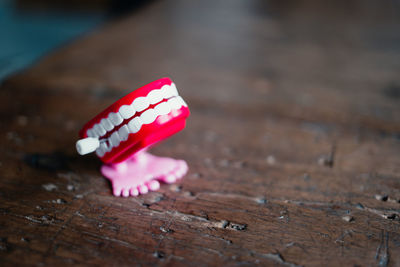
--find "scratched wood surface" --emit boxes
[1,0,400,266]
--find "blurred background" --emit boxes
[2,0,400,84]
[0,0,151,80]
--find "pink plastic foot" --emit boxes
[101,150,188,197]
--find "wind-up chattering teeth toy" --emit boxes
[75,78,190,197]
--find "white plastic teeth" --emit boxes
[128,117,142,133]
[110,131,120,147]
[133,97,149,112]
[93,96,187,157]
[80,83,187,157]
[101,118,114,131]
[154,102,171,116]
[86,128,96,138]
[119,105,135,119]
[140,109,156,124]
[147,89,163,104]
[94,123,106,136]
[118,125,129,141]
[86,83,182,139]
[109,112,123,126]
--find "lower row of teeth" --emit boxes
[95,96,187,157]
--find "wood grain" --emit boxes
[0,0,399,266]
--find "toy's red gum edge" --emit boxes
[100,106,189,163]
[79,77,173,138]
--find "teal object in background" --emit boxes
[0,0,105,81]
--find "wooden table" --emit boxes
[1,1,399,266]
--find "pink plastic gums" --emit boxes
[101,150,188,197]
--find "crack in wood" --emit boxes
[200,233,233,245]
[375,230,390,267]
[79,230,142,251]
[21,214,61,225]
[277,199,400,220]
[45,202,86,256]
[196,191,266,204]
[253,251,303,267]
[151,198,177,262]
[335,230,353,244]
[193,191,400,221]
[148,209,246,231]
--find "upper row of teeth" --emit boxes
[87,83,179,138]
[95,96,187,157]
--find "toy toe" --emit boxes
[175,161,187,178]
[147,180,160,191]
[130,188,139,196]
[122,188,130,197]
[138,184,149,194]
[164,173,177,184]
[113,187,122,197]
[181,161,188,173]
